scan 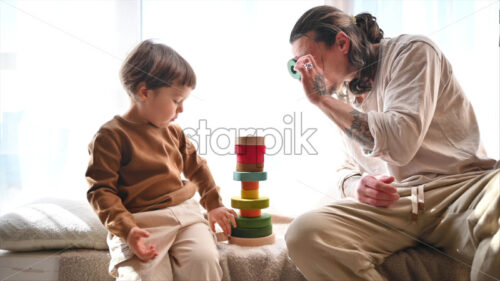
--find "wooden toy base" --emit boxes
[228,233,276,247]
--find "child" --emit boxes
[85,39,237,281]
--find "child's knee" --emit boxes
[190,245,220,266]
[173,245,222,281]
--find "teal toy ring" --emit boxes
[233,171,267,181]
[287,58,301,79]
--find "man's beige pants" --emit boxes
[106,199,222,281]
[286,169,500,281]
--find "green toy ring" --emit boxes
[231,224,273,238]
[231,196,270,209]
[288,58,301,79]
[234,213,272,229]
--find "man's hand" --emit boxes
[207,207,238,236]
[294,54,330,106]
[126,226,158,262]
[354,174,400,207]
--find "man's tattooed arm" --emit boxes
[344,109,374,153]
[313,75,328,96]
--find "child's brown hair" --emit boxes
[120,39,196,97]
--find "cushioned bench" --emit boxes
[0,199,470,281]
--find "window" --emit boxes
[142,0,330,217]
[0,0,141,213]
[1,0,498,217]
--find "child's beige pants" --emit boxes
[106,199,222,281]
[286,169,500,281]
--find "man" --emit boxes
[285,6,499,281]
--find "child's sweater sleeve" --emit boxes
[86,130,137,240]
[174,125,224,211]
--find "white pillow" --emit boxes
[0,198,108,251]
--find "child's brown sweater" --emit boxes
[85,116,223,240]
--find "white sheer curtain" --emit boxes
[1,0,498,218]
[1,0,336,218]
[0,0,141,214]
[141,0,500,217]
[141,0,335,218]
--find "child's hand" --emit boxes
[207,207,238,236]
[126,226,158,262]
